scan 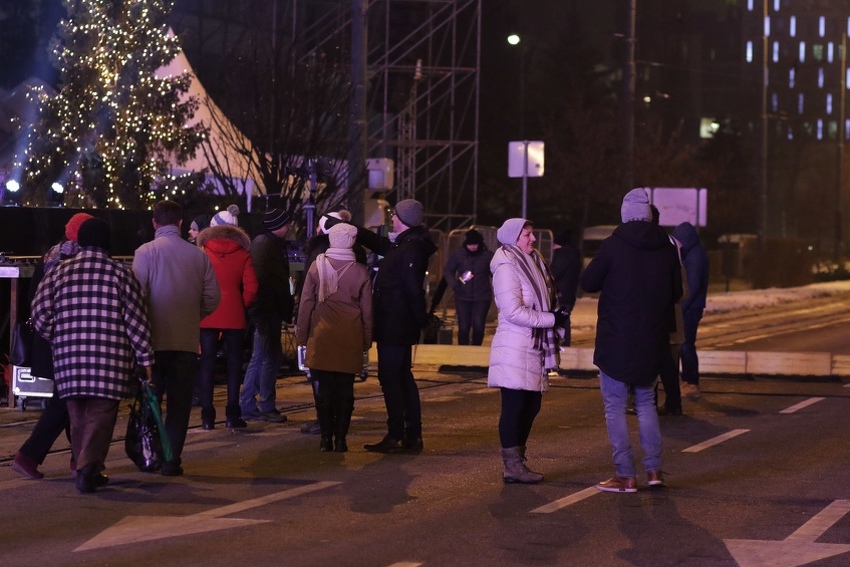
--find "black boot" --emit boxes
[75,462,99,494]
[334,397,354,453]
[225,404,247,429]
[201,407,216,430]
[316,391,333,452]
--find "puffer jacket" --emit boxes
[443,244,494,302]
[487,247,557,392]
[197,225,258,330]
[671,222,709,315]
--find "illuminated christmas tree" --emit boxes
[21,0,206,209]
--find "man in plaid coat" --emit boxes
[31,218,154,494]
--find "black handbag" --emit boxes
[125,377,173,472]
[10,318,34,367]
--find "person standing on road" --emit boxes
[488,218,567,484]
[296,223,373,453]
[239,209,294,423]
[672,221,709,399]
[349,199,437,453]
[32,218,155,493]
[581,188,682,493]
[133,200,221,477]
[549,229,582,347]
[442,228,494,346]
[196,210,258,430]
[12,212,92,480]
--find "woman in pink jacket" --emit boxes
[197,208,258,429]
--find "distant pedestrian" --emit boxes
[32,218,154,493]
[549,229,582,347]
[296,223,373,453]
[581,188,682,493]
[239,209,294,423]
[188,213,211,244]
[442,228,494,345]
[196,211,258,430]
[12,212,92,480]
[488,218,567,484]
[672,222,709,399]
[133,200,221,477]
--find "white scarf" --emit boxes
[316,247,356,302]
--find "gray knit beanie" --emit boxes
[620,188,652,223]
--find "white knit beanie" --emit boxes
[211,204,240,227]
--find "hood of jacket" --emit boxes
[671,222,700,255]
[613,220,671,251]
[196,225,251,253]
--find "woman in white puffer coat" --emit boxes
[488,218,569,484]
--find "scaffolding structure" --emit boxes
[171,0,480,232]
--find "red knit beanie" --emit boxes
[65,213,94,241]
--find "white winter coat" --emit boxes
[487,247,557,391]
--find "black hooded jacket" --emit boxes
[580,221,683,386]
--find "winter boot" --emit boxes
[317,391,333,452]
[201,407,216,430]
[334,397,354,453]
[225,404,247,429]
[501,446,543,484]
[517,445,544,479]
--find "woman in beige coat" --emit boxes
[296,223,373,452]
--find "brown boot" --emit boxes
[501,447,543,484]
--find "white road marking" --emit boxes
[74,481,341,551]
[779,397,826,414]
[387,563,423,567]
[531,486,599,513]
[724,500,850,567]
[682,429,749,453]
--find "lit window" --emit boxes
[787,126,794,141]
[773,41,779,62]
[798,93,805,114]
[747,41,754,63]
[789,68,795,88]
[765,16,770,37]
[847,68,850,87]
[791,16,796,37]
[774,0,780,11]
[846,120,850,139]
[799,41,806,63]
[829,43,834,63]
[827,93,833,114]
[748,0,754,12]
[814,44,824,61]
[817,119,823,140]
[819,68,825,88]
[772,92,779,112]
[820,16,826,38]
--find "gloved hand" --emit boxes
[552,306,570,328]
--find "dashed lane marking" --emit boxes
[779,397,826,414]
[682,429,750,453]
[531,486,599,513]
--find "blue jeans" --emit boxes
[240,318,283,415]
[599,371,662,478]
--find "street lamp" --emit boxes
[508,33,530,218]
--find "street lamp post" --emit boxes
[508,34,529,218]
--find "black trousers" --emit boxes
[498,388,542,448]
[153,350,197,466]
[376,343,422,440]
[18,382,70,464]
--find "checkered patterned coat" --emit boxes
[31,248,155,400]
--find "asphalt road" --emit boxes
[2,296,850,567]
